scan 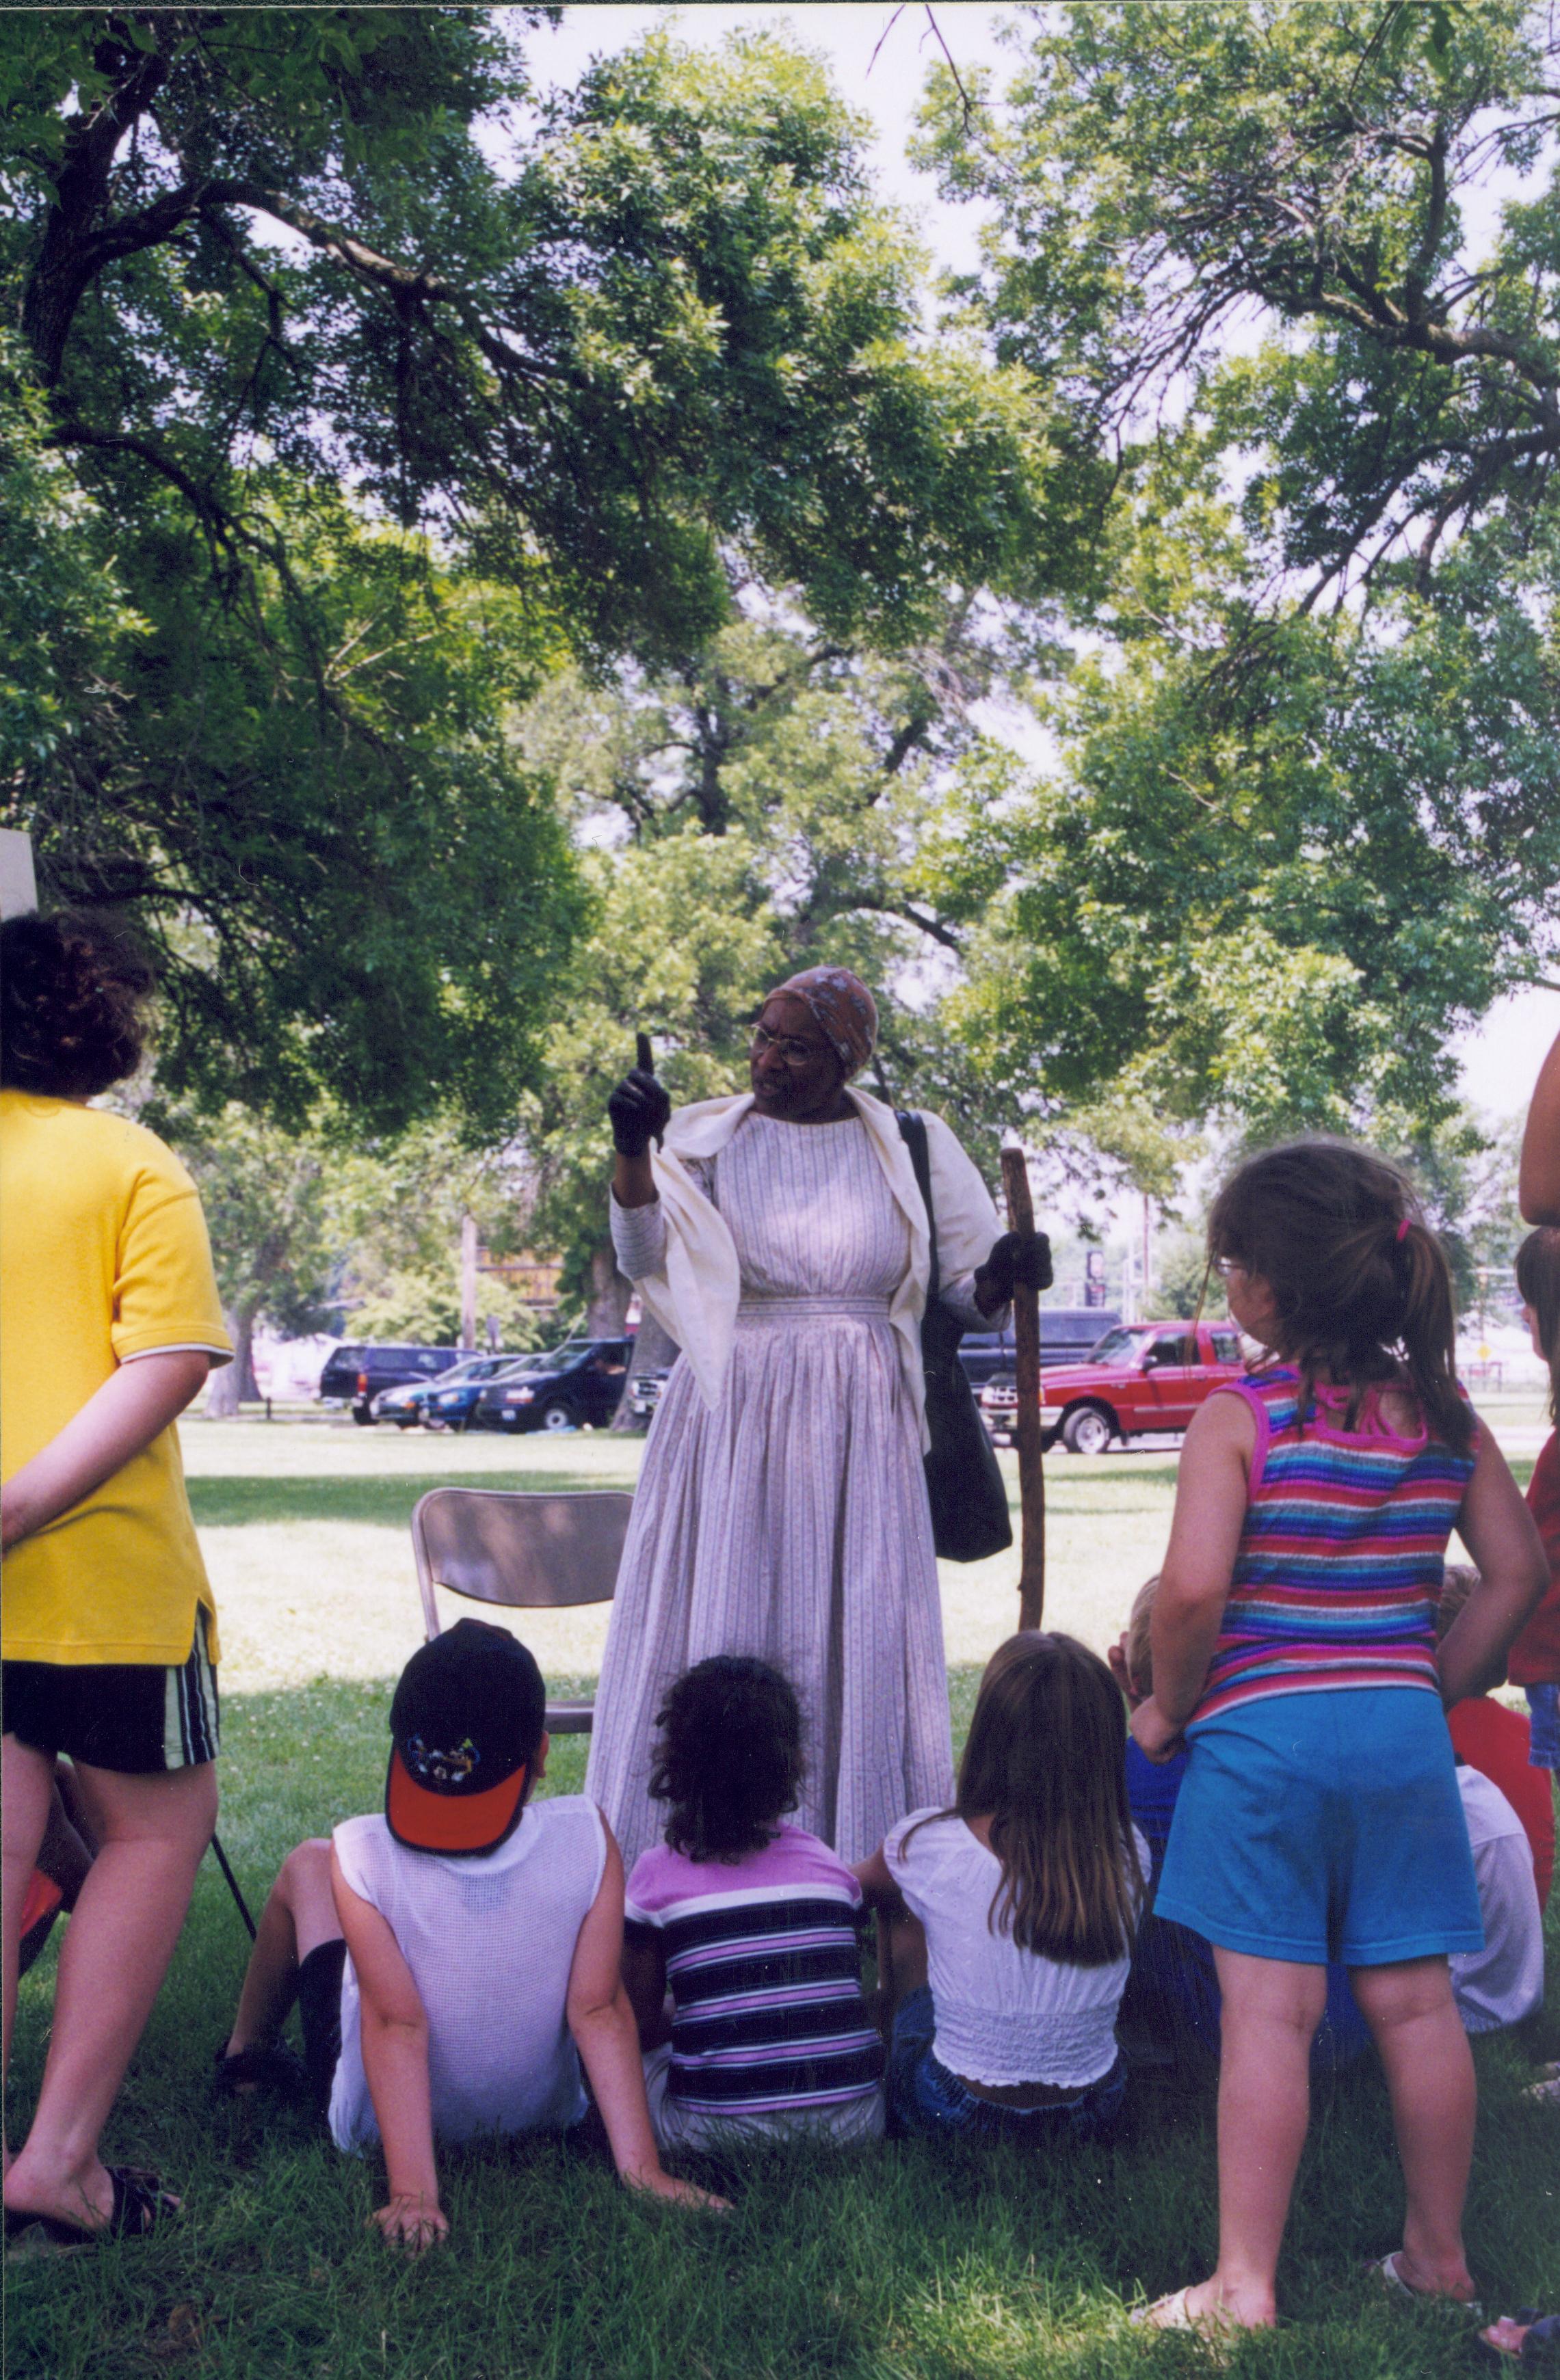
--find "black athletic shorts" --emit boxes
[1,1608,219,1773]
[297,1938,347,2115]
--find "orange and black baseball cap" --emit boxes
[385,1619,546,1857]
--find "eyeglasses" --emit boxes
[750,1025,830,1068]
[1212,1255,1250,1281]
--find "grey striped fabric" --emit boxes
[589,1112,956,1868]
[164,1603,220,1765]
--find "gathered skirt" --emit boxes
[586,1295,956,1869]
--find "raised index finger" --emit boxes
[635,1032,655,1075]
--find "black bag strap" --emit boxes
[895,1110,940,1306]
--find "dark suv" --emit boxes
[469,1340,634,1434]
[319,1343,461,1422]
[957,1307,1121,1387]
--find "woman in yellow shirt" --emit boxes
[2,913,231,2244]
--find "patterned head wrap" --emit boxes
[767,967,878,1079]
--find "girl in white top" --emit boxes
[855,1633,1147,2141]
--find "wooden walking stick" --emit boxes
[1000,1142,1046,1631]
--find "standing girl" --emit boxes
[1131,1140,1548,2338]
[856,1633,1146,2145]
[2,913,233,2240]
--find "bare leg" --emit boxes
[1156,1949,1327,2333]
[1349,1957,1476,2301]
[49,1761,99,1884]
[224,1839,339,2057]
[875,1907,927,2031]
[3,1736,57,2165]
[3,1758,217,2232]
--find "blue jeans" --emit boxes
[888,1987,1126,2143]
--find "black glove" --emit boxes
[607,1032,672,1158]
[975,1229,1053,1305]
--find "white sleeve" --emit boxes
[1449,1786,1545,2033]
[923,1112,1004,1325]
[610,1193,667,1281]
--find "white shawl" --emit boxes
[627,1087,1002,1448]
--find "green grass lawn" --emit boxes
[7,1409,1557,2377]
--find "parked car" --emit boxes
[371,1353,521,1430]
[469,1339,635,1434]
[981,1320,1247,1454]
[319,1342,462,1423]
[955,1307,1122,1389]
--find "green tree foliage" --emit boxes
[325,1120,546,1350]
[0,342,142,781]
[510,602,1057,1319]
[1,12,1082,1131]
[168,1104,336,1410]
[915,1,1560,1140]
[921,0,1558,607]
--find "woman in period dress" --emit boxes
[585,969,1046,1869]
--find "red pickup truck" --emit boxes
[981,1320,1247,1454]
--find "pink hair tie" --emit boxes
[1395,1218,1410,1242]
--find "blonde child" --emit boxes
[1131,1139,1547,2338]
[856,1633,1146,2143]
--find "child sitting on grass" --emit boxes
[855,1633,1146,2144]
[1438,1565,1553,1910]
[216,1620,723,2247]
[1128,1138,1548,2342]
[620,1657,884,2150]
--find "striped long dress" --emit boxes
[587,1111,957,1870]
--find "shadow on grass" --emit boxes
[187,1471,640,1530]
[7,1676,1557,2380]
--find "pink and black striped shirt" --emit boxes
[1191,1367,1476,1726]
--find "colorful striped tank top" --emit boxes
[1191,1367,1476,1726]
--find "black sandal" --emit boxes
[211,2039,307,2099]
[4,2166,179,2247]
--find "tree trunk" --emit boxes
[204,1304,260,1417]
[583,1242,632,1339]
[610,1309,680,1432]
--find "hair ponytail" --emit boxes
[1207,1138,1472,1458]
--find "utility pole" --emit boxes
[460,1212,477,1350]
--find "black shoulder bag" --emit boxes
[896,1111,1013,1565]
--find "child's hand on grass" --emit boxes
[373,2192,449,2254]
[1129,1696,1184,1764]
[624,2165,730,2215]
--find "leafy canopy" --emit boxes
[914,0,1560,1149]
[3,12,1081,1132]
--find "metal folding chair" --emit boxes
[408,1487,631,1734]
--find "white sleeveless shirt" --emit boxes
[328,1794,607,2152]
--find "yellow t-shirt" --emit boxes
[1,1091,232,1666]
